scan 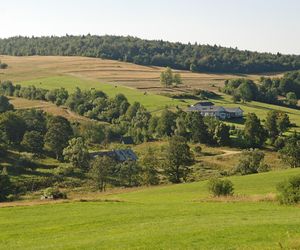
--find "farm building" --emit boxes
[188,102,243,119]
[90,149,138,162]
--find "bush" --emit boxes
[277,175,300,205]
[41,187,67,200]
[193,145,202,154]
[235,149,269,175]
[208,178,234,197]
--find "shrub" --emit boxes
[208,178,234,197]
[235,149,269,175]
[41,187,67,200]
[193,145,202,154]
[277,175,300,205]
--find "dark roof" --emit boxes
[121,136,134,144]
[90,149,138,162]
[188,105,225,112]
[192,101,214,107]
[188,105,243,113]
[224,107,243,113]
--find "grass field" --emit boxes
[0,55,277,92]
[1,168,300,249]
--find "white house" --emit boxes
[188,102,243,119]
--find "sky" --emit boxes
[1,0,300,54]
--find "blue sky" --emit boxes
[2,0,300,54]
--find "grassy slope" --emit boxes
[1,168,300,249]
[19,75,300,129]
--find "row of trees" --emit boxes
[1,35,300,73]
[222,73,300,107]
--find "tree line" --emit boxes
[1,35,300,73]
[221,71,300,107]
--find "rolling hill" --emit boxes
[1,168,300,249]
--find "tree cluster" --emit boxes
[222,73,300,107]
[1,35,300,73]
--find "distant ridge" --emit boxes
[0,35,300,74]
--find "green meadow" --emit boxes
[1,168,300,249]
[18,75,188,112]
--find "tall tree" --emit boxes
[0,112,26,145]
[89,156,116,191]
[0,168,13,201]
[63,137,90,170]
[164,136,194,183]
[265,110,279,142]
[214,123,230,146]
[21,131,44,154]
[160,67,173,87]
[279,132,300,168]
[244,113,266,148]
[0,95,13,113]
[141,147,160,185]
[186,112,210,143]
[44,116,73,160]
[156,109,177,137]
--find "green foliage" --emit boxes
[0,95,13,113]
[89,156,116,191]
[42,187,67,200]
[140,147,160,185]
[186,112,210,143]
[0,111,26,145]
[235,149,269,175]
[208,178,234,197]
[243,113,266,148]
[63,137,90,170]
[21,131,44,154]
[285,92,298,106]
[160,68,183,87]
[214,123,230,146]
[44,116,73,160]
[164,136,194,183]
[117,161,142,187]
[78,122,105,144]
[156,109,177,137]
[265,110,279,142]
[277,175,300,205]
[279,132,300,168]
[223,74,300,107]
[0,168,13,201]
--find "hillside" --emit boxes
[1,56,299,129]
[0,35,300,73]
[1,168,300,249]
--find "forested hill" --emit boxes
[1,35,300,74]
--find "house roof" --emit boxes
[192,101,214,107]
[188,106,243,114]
[121,136,134,144]
[224,107,243,113]
[90,149,138,162]
[188,105,225,112]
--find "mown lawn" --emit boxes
[1,168,300,249]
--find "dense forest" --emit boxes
[0,35,300,73]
